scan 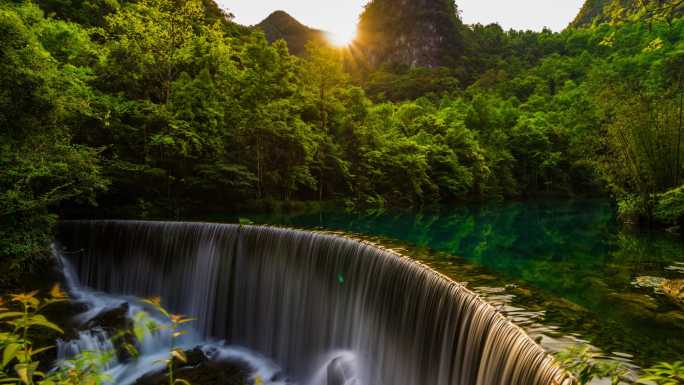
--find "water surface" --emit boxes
[248,200,684,369]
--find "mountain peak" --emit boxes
[357,0,466,68]
[570,0,611,27]
[261,10,303,27]
[257,10,326,55]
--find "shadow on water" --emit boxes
[246,199,684,369]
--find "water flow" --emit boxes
[54,246,290,385]
[57,221,574,385]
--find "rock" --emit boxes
[654,311,684,330]
[81,303,136,361]
[134,347,250,385]
[357,0,466,69]
[33,300,90,369]
[42,300,90,338]
[552,298,588,313]
[84,303,132,331]
[326,355,358,385]
[607,292,659,314]
[631,276,667,291]
[661,279,684,310]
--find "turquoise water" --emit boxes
[247,200,684,369]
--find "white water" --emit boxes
[56,221,574,385]
[55,248,295,385]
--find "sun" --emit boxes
[327,25,357,47]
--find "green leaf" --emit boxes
[29,346,53,357]
[0,312,24,321]
[133,325,146,343]
[2,343,20,369]
[27,315,63,334]
[238,217,254,225]
[14,364,29,384]
[121,343,139,358]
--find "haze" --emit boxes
[223,0,586,37]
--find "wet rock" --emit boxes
[633,276,684,309]
[84,303,132,331]
[661,279,684,309]
[631,276,667,291]
[654,310,684,330]
[31,299,90,369]
[42,300,90,338]
[327,356,357,385]
[553,298,588,313]
[134,347,250,385]
[511,287,532,298]
[81,303,136,361]
[607,292,659,314]
[665,262,684,274]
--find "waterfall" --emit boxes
[57,329,117,368]
[56,220,574,385]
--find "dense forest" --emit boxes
[1,0,684,287]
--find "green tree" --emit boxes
[0,2,106,276]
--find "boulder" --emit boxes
[83,303,132,332]
[80,303,136,361]
[134,347,250,385]
[654,310,684,330]
[327,356,356,385]
[661,279,684,310]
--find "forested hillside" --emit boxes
[1,0,684,286]
[572,0,684,27]
[572,0,614,27]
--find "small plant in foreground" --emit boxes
[140,297,195,385]
[556,345,630,385]
[0,285,111,385]
[636,361,684,385]
[557,345,684,385]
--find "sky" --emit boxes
[223,0,587,40]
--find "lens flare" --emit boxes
[327,27,356,47]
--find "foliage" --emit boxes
[256,10,326,56]
[655,185,684,224]
[557,345,684,385]
[0,1,107,282]
[1,0,684,269]
[0,286,112,385]
[573,0,684,27]
[139,297,195,385]
[637,361,684,384]
[618,194,653,223]
[556,345,631,385]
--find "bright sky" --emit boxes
[223,0,586,43]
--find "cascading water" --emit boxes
[56,220,574,385]
[55,246,291,385]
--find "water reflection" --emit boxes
[249,200,684,369]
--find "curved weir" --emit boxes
[56,220,573,385]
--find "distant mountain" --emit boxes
[356,0,467,68]
[571,0,617,27]
[256,11,327,55]
[571,0,684,27]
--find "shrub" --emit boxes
[654,185,684,225]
